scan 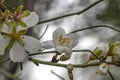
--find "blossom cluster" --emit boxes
[0,1,120,79]
[88,41,120,75]
[0,2,78,63]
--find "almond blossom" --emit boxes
[0,11,41,62]
[52,27,78,57]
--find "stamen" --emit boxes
[59,35,69,45]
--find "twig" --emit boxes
[38,24,49,40]
[28,58,116,68]
[29,49,100,60]
[51,70,66,80]
[70,25,120,33]
[108,70,114,80]
[37,0,104,24]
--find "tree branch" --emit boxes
[28,58,116,68]
[29,50,100,60]
[70,25,120,33]
[37,0,104,24]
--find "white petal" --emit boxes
[41,40,55,49]
[22,12,39,28]
[10,42,28,62]
[17,26,24,32]
[56,46,72,57]
[66,33,78,49]
[22,36,42,53]
[1,24,12,33]
[53,27,65,45]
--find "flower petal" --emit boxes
[41,40,55,49]
[66,33,78,49]
[22,35,42,53]
[53,27,65,45]
[10,42,28,62]
[1,24,12,33]
[22,12,39,28]
[0,35,9,55]
[56,46,72,57]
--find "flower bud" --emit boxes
[67,64,74,80]
[96,62,108,75]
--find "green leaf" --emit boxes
[93,47,102,57]
[18,29,27,35]
[22,11,30,17]
[18,20,27,28]
[11,21,18,32]
[4,10,9,17]
[6,39,15,50]
[15,5,23,14]
[0,22,3,31]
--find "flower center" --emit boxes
[12,32,21,40]
[59,35,70,46]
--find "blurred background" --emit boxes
[1,0,120,80]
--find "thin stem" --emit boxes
[37,0,103,24]
[108,70,114,80]
[38,24,49,40]
[29,58,116,68]
[28,58,66,68]
[51,70,66,80]
[73,50,100,60]
[29,50,100,60]
[70,25,120,33]
[29,51,55,56]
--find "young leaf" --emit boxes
[18,20,27,28]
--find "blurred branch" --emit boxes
[108,70,114,80]
[70,25,120,33]
[38,24,49,40]
[29,49,100,60]
[29,58,116,68]
[37,0,104,24]
[51,70,66,80]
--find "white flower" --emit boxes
[9,35,42,62]
[0,12,41,62]
[0,31,42,62]
[52,27,78,57]
[96,62,108,75]
[17,12,39,31]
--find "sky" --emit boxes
[20,0,119,80]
